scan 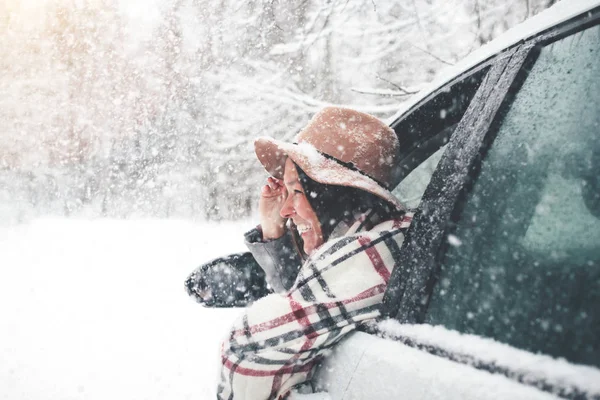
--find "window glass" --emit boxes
[393,145,446,209]
[425,24,600,367]
[389,67,488,208]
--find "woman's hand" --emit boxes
[259,177,288,240]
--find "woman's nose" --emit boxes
[280,195,295,219]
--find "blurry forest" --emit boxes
[0,0,554,223]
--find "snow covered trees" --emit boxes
[0,0,554,222]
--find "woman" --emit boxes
[218,107,412,400]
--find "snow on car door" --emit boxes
[313,329,567,400]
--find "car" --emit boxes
[186,0,600,398]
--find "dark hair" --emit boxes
[295,163,398,242]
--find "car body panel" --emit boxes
[313,331,562,400]
[377,323,600,397]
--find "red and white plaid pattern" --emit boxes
[218,211,413,400]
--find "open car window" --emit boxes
[389,68,489,209]
[425,23,600,368]
[392,144,446,209]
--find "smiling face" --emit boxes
[280,158,324,255]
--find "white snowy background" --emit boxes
[0,219,246,399]
[0,0,559,398]
[1,0,554,223]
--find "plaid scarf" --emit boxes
[217,210,413,400]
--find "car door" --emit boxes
[375,8,600,400]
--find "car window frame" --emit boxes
[388,64,490,187]
[380,42,532,321]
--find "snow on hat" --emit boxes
[254,106,405,210]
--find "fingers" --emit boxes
[185,273,213,304]
[197,288,213,302]
[267,176,283,190]
[261,177,285,197]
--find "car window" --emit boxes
[388,67,489,209]
[393,144,446,209]
[425,23,600,368]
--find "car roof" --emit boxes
[387,0,600,124]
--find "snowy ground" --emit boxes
[0,218,250,400]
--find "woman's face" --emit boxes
[280,158,324,255]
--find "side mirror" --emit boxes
[184,252,271,308]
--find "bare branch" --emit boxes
[410,0,424,32]
[301,1,335,53]
[410,44,454,66]
[350,87,415,97]
[375,74,419,95]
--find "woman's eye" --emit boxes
[294,190,303,195]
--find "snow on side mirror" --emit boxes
[184,252,270,308]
